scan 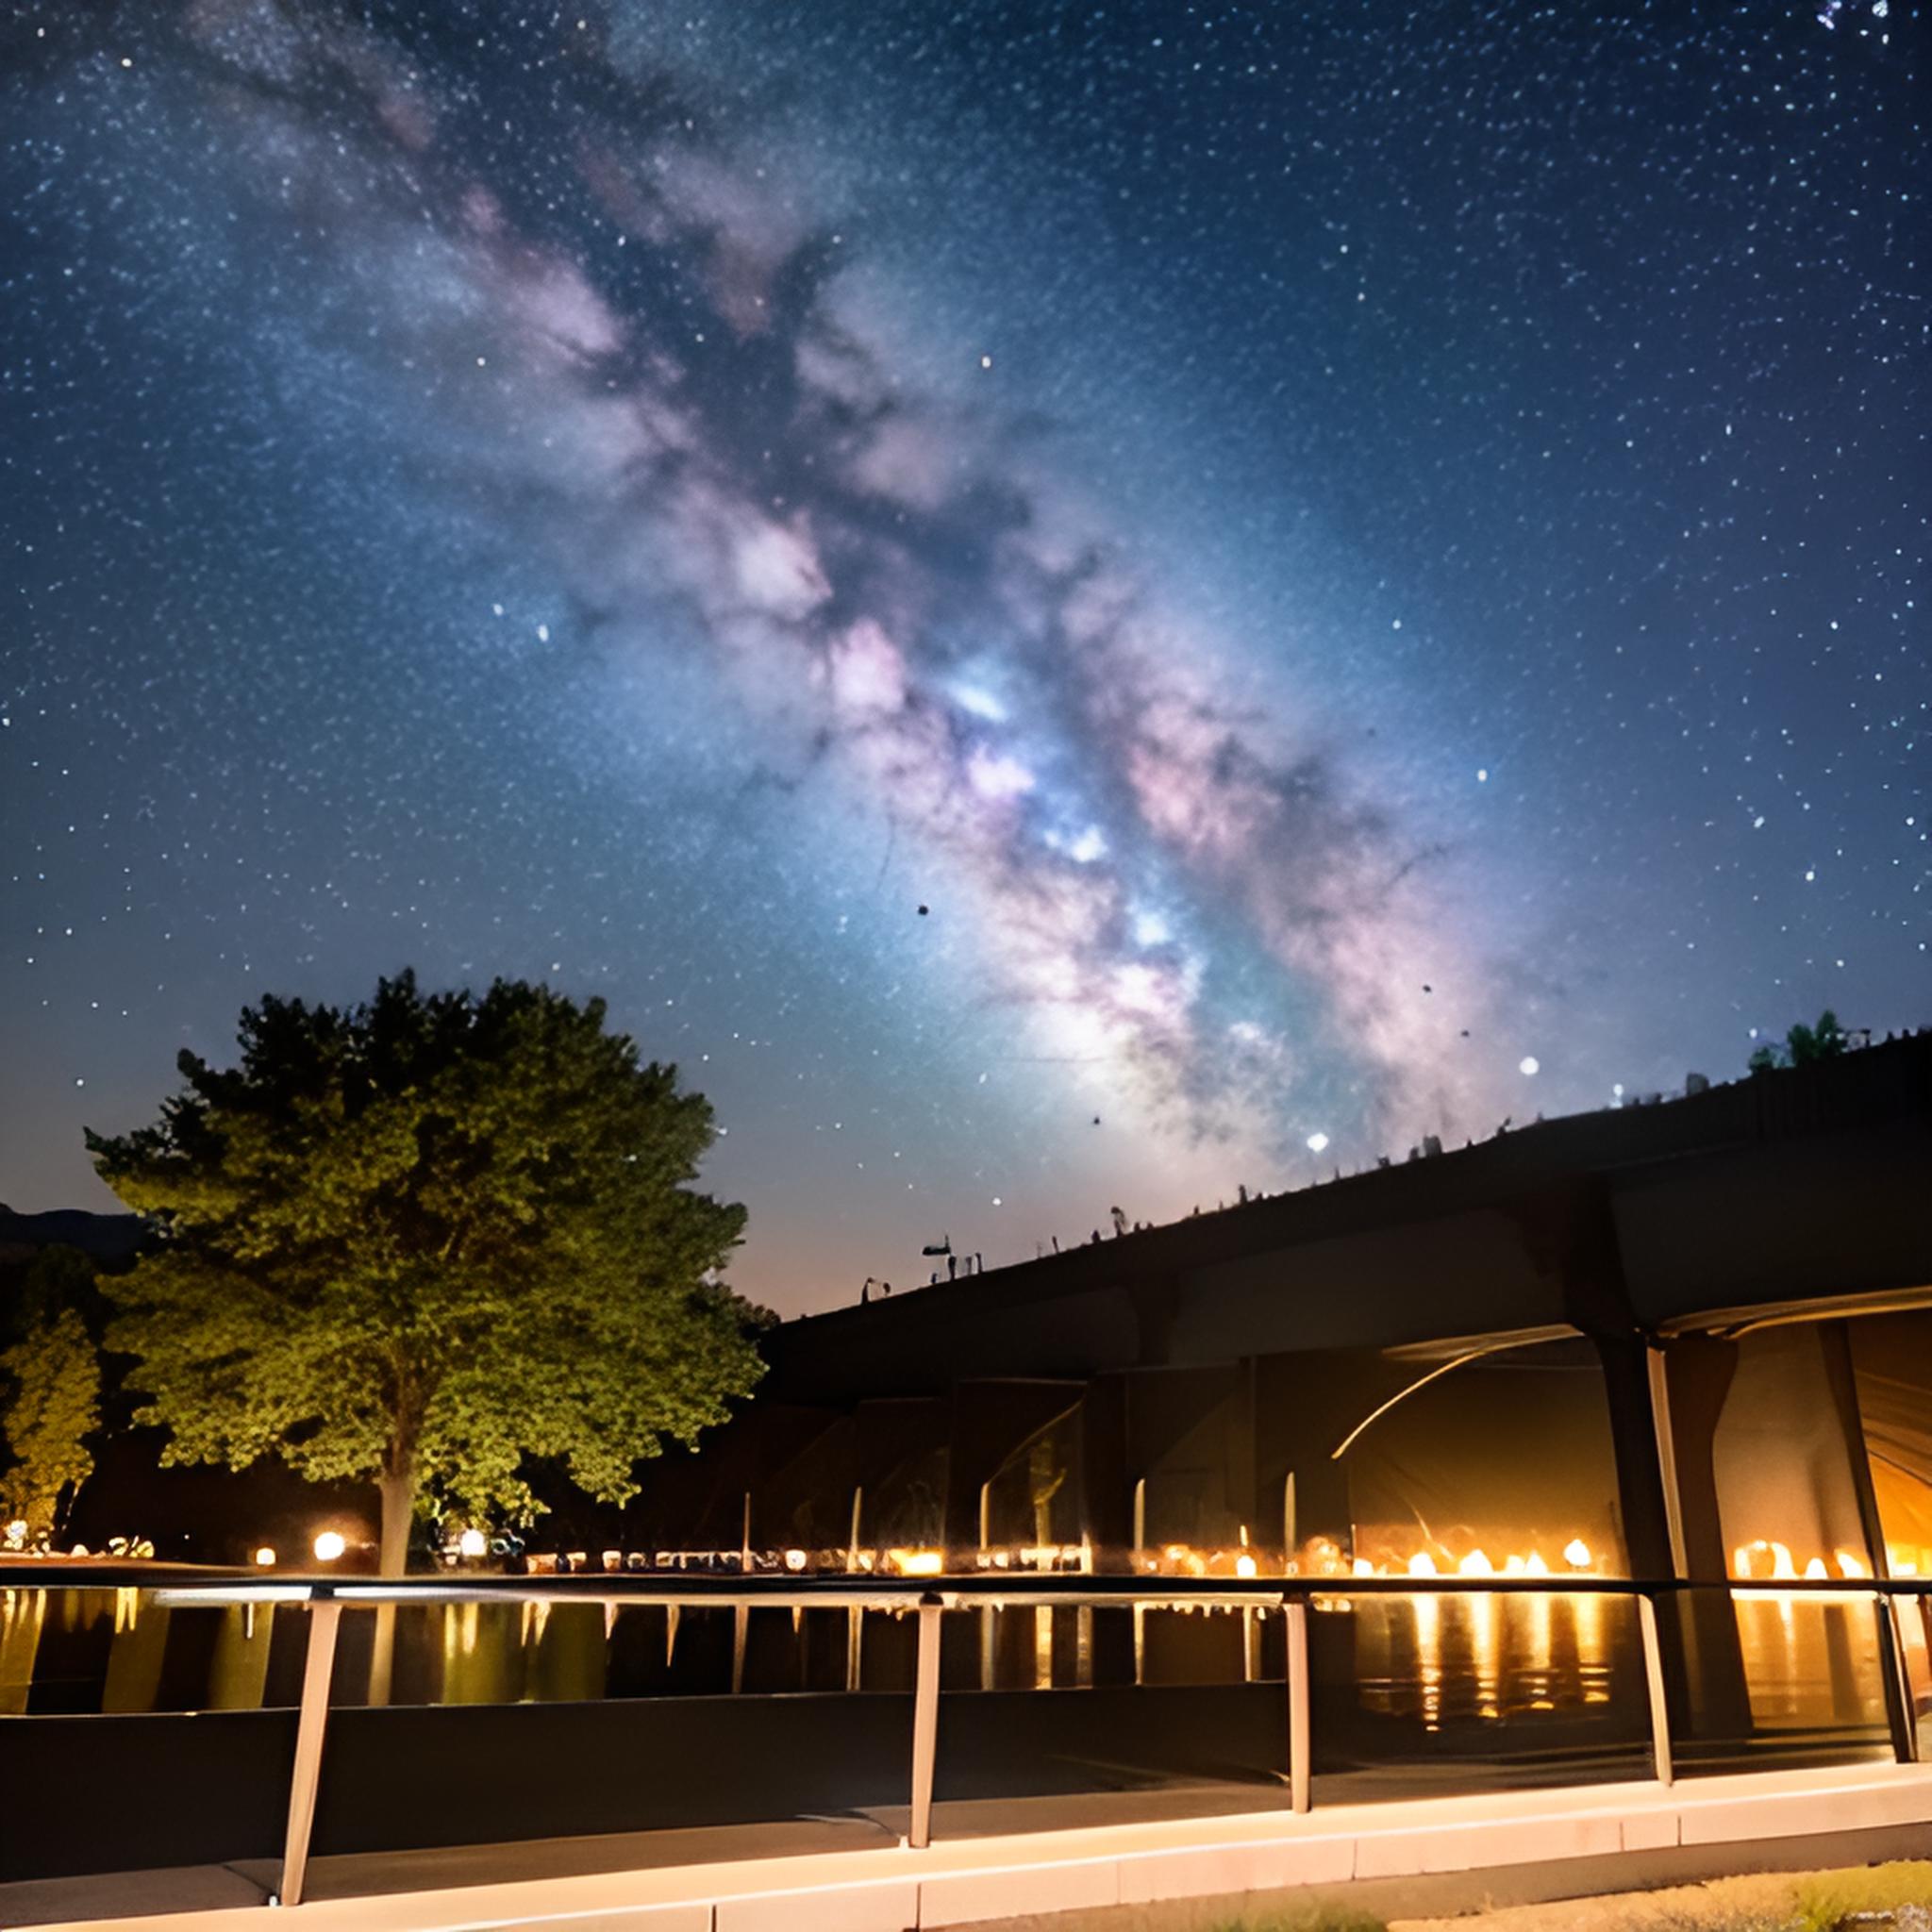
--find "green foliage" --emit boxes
[90,973,764,1551]
[0,1247,104,1538]
[1747,1008,1850,1075]
[1791,1861,1932,1932]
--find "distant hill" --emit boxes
[0,1205,145,1267]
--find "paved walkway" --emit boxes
[8,1761,1932,1930]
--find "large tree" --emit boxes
[1,1247,103,1543]
[90,973,765,1577]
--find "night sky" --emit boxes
[3,2,1924,1313]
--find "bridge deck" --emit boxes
[7,1759,1932,1931]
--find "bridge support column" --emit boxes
[1822,1320,1919,1763]
[1626,1337,1756,1747]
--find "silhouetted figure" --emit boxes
[947,1253,958,1281]
[1109,1205,1127,1238]
[1051,1235,1060,1253]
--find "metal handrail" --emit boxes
[6,1564,1920,1607]
[7,1567,1927,1907]
[143,1574,1932,1625]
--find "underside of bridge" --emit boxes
[603,1033,1932,1769]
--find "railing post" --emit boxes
[1921,1594,1932,1707]
[846,1486,865,1693]
[731,1493,752,1695]
[1882,1592,1920,1765]
[1285,1594,1310,1814]
[278,1593,341,1908]
[1645,1346,1690,1579]
[908,1594,943,1849]
[1636,1591,1674,1788]
[846,1604,865,1693]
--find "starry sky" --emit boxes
[2,1,1924,1314]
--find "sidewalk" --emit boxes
[7,1761,1931,1931]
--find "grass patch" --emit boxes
[1207,1911,1388,1932]
[1790,1861,1932,1932]
[1379,1858,1932,1931]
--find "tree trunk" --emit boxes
[365,1454,415,1707]
[377,1462,414,1577]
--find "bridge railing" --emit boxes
[6,1568,1929,1907]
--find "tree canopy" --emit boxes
[90,973,765,1572]
[0,1246,102,1542]
[1747,1008,1850,1074]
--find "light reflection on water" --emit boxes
[1732,1593,1886,1728]
[0,1583,1897,1730]
[1348,1592,1624,1731]
[1344,1591,1887,1735]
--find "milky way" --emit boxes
[3,3,1925,1309]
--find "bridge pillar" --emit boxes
[1822,1319,1919,1761]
